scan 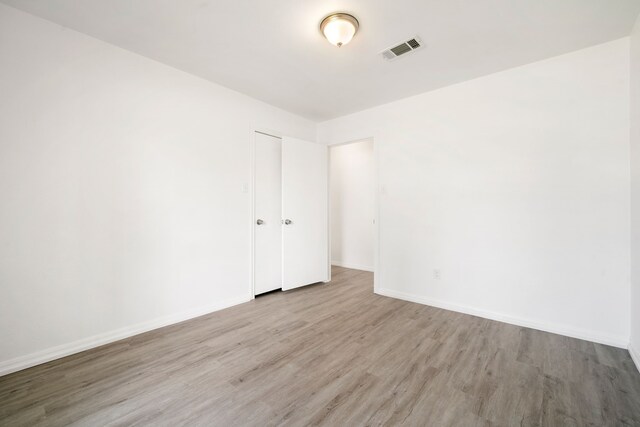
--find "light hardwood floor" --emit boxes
[1,266,639,426]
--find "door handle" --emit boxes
[256,219,264,225]
[284,219,292,225]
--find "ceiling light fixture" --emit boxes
[320,13,359,47]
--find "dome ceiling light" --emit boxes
[320,13,359,47]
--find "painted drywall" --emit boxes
[330,140,375,271]
[630,15,640,368]
[0,1,635,377]
[0,4,316,374]
[319,39,631,347]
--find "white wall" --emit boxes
[0,2,635,377]
[0,4,316,374]
[630,16,640,367]
[319,39,631,347]
[330,140,375,271]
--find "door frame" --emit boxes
[328,136,380,293]
[249,129,378,298]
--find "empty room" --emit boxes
[1,0,640,425]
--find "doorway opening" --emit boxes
[329,138,376,288]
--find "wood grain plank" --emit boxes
[1,267,639,426]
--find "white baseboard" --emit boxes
[376,288,628,349]
[0,295,250,377]
[630,342,640,374]
[331,260,374,272]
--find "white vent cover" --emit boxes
[381,37,423,61]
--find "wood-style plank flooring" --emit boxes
[1,266,640,426]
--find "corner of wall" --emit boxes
[629,340,640,373]
[629,12,640,374]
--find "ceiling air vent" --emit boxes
[381,37,423,61]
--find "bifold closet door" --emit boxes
[282,137,329,290]
[254,132,282,295]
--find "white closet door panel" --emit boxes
[282,137,328,290]
[254,133,282,295]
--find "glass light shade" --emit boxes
[320,13,359,47]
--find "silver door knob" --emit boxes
[284,219,292,225]
[256,219,264,225]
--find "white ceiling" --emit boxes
[3,0,640,121]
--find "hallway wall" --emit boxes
[330,140,375,271]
